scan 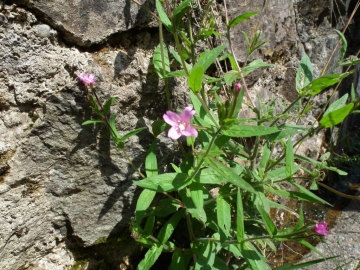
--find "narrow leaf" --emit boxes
[135,189,157,226]
[320,103,353,128]
[193,241,216,269]
[285,138,294,178]
[217,195,231,239]
[240,242,271,270]
[137,244,163,270]
[335,29,347,61]
[228,12,258,29]
[207,157,255,193]
[146,140,158,177]
[153,43,170,78]
[102,97,116,115]
[155,0,172,31]
[237,188,245,241]
[188,66,204,93]
[222,125,280,137]
[173,0,193,16]
[134,173,191,192]
[152,119,168,137]
[82,119,104,125]
[121,127,147,142]
[302,71,354,96]
[192,44,227,72]
[157,209,185,244]
[296,54,313,92]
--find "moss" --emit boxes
[68,260,88,270]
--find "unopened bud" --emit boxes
[235,83,242,91]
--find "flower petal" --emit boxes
[182,125,198,138]
[163,111,181,126]
[180,106,196,123]
[168,127,181,140]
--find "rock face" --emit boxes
[11,0,155,47]
[0,0,356,269]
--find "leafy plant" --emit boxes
[77,0,360,269]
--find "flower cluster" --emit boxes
[77,73,97,86]
[314,221,331,235]
[163,106,198,140]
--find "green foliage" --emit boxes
[81,1,359,268]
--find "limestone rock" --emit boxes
[11,0,156,47]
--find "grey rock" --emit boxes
[36,24,51,38]
[12,0,156,47]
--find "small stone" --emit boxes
[36,24,51,38]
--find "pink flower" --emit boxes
[235,82,242,91]
[314,221,331,235]
[163,106,198,140]
[77,73,97,86]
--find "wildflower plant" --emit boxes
[79,0,360,269]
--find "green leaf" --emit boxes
[152,119,168,137]
[351,83,355,102]
[109,113,121,140]
[153,43,170,79]
[121,127,147,142]
[135,189,157,226]
[228,12,258,29]
[102,97,116,116]
[273,256,338,270]
[179,189,207,224]
[302,71,354,96]
[169,250,192,270]
[154,199,181,217]
[170,48,192,71]
[266,165,300,180]
[323,94,348,117]
[258,141,271,178]
[214,257,229,270]
[146,140,158,177]
[335,29,347,61]
[173,0,193,16]
[196,168,227,185]
[216,195,231,239]
[155,0,172,32]
[134,173,191,192]
[193,241,216,270]
[294,154,347,175]
[82,119,104,125]
[320,103,353,128]
[237,188,245,241]
[257,204,277,237]
[137,244,163,270]
[285,138,294,178]
[296,54,313,92]
[240,242,271,270]
[224,70,240,86]
[289,181,332,206]
[157,209,185,244]
[206,157,255,193]
[266,124,308,141]
[222,125,280,137]
[189,181,204,210]
[231,86,245,119]
[242,59,273,77]
[190,91,217,127]
[192,44,227,72]
[164,70,187,78]
[144,213,155,236]
[188,66,204,93]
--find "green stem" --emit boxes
[158,22,172,110]
[317,182,360,200]
[188,128,222,180]
[270,95,303,127]
[265,127,320,173]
